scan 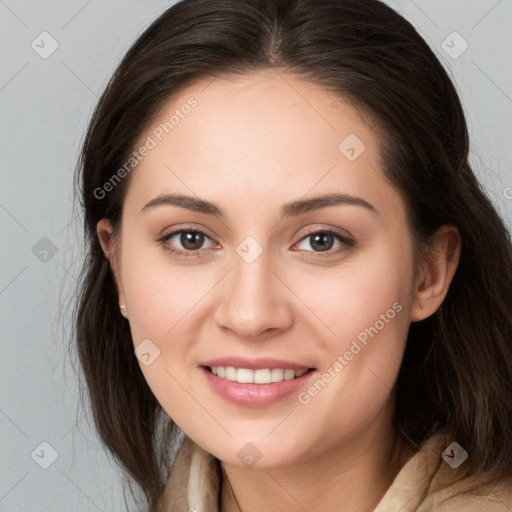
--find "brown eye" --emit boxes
[308,232,336,252]
[159,228,215,256]
[294,229,354,256]
[178,231,206,251]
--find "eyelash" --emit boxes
[157,227,355,259]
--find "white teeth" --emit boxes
[237,368,254,383]
[210,366,308,383]
[271,368,284,382]
[284,369,295,380]
[254,369,271,384]
[225,366,237,381]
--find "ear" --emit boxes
[96,218,128,318]
[410,225,461,322]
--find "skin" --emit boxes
[97,70,461,512]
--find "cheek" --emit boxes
[292,245,413,406]
[292,242,413,350]
[120,240,207,343]
[119,244,205,423]
[290,249,413,436]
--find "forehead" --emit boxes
[123,70,401,223]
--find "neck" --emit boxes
[220,421,416,512]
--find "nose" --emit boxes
[213,246,293,340]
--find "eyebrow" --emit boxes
[140,192,378,218]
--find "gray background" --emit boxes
[1,1,511,510]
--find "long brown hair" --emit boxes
[71,0,512,508]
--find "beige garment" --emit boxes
[155,430,512,511]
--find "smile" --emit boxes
[208,366,309,384]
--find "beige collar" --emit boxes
[156,430,512,511]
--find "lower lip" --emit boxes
[201,367,316,407]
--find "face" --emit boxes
[102,70,420,468]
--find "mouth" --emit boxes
[203,365,312,384]
[200,358,317,406]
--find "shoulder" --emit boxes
[375,429,512,511]
[419,473,512,511]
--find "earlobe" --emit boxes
[411,225,461,322]
[119,304,129,318]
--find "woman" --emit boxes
[72,0,512,510]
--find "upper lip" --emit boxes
[201,357,312,371]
